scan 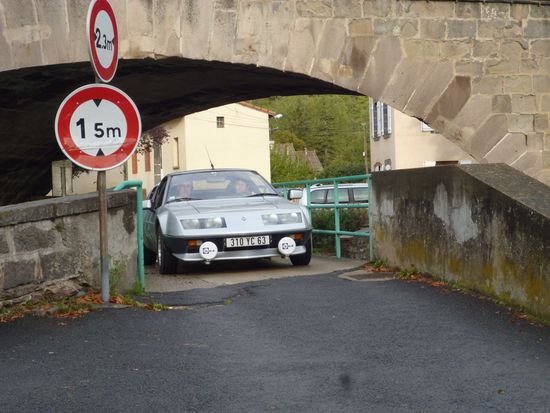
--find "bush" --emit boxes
[311,208,368,232]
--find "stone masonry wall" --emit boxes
[2,1,550,184]
[370,164,550,318]
[0,191,138,306]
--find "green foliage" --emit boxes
[312,209,368,232]
[132,282,145,297]
[320,162,367,179]
[109,258,125,296]
[254,95,370,171]
[270,150,316,182]
[373,258,389,269]
[395,268,418,279]
[271,130,306,150]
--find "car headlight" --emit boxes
[262,212,302,225]
[181,217,226,229]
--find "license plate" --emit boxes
[225,235,270,248]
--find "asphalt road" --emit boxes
[1,268,549,412]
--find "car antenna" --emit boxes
[205,146,215,170]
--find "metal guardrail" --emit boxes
[113,180,145,291]
[273,174,372,260]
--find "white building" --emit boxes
[369,99,476,172]
[63,102,275,196]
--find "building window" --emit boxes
[131,153,138,175]
[216,116,225,128]
[144,150,151,172]
[370,100,392,140]
[173,137,180,169]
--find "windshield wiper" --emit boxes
[167,197,201,203]
[246,192,279,197]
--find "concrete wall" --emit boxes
[370,164,550,318]
[0,191,138,305]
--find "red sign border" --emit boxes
[55,84,141,171]
[86,0,118,83]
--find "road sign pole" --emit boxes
[98,170,110,302]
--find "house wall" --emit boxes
[393,110,476,169]
[183,104,271,180]
[71,103,272,196]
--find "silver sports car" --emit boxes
[143,169,312,274]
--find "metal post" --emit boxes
[98,170,110,302]
[334,181,341,258]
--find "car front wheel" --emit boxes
[157,229,178,274]
[290,239,312,266]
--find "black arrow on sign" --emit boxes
[96,149,105,156]
[93,99,102,107]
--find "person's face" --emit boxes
[179,181,192,197]
[235,180,248,193]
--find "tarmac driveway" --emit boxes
[1,257,549,412]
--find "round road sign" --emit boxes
[87,0,118,83]
[55,84,141,171]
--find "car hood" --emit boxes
[166,196,297,216]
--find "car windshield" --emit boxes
[166,170,278,202]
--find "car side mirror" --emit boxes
[143,199,152,210]
[288,189,303,200]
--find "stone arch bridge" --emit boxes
[2,0,550,204]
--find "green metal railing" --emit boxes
[113,180,144,291]
[273,174,372,260]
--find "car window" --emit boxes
[326,188,350,203]
[310,189,327,204]
[154,178,167,209]
[352,187,369,202]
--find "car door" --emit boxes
[143,178,167,250]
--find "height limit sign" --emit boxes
[87,0,118,83]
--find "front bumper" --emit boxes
[163,230,311,262]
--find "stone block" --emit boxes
[426,76,471,123]
[403,39,440,58]
[471,114,509,157]
[520,59,540,74]
[215,0,237,9]
[257,2,292,68]
[374,19,417,37]
[441,42,473,59]
[535,115,549,133]
[527,132,544,150]
[40,251,81,282]
[359,36,402,100]
[349,19,373,37]
[286,18,324,75]
[487,59,520,75]
[3,259,37,290]
[455,61,482,77]
[153,0,184,57]
[317,19,347,60]
[447,20,476,39]
[472,77,503,95]
[473,41,498,58]
[541,95,550,112]
[503,76,532,94]
[13,223,58,253]
[481,4,510,19]
[524,20,550,39]
[509,114,534,132]
[383,57,435,110]
[333,0,362,17]
[0,231,9,255]
[511,94,537,113]
[34,0,73,64]
[479,20,521,40]
[209,10,237,62]
[534,76,550,93]
[511,151,542,175]
[363,0,392,17]
[484,133,527,164]
[296,0,332,17]
[336,36,376,89]
[500,40,528,60]
[398,1,454,18]
[419,19,446,39]
[404,60,454,119]
[454,95,493,130]
[511,4,529,20]
[492,95,512,113]
[180,0,216,60]
[235,1,267,64]
[456,3,481,18]
[530,39,550,57]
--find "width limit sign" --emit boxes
[55,84,141,171]
[87,0,118,82]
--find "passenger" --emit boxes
[233,179,252,196]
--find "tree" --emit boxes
[271,130,305,150]
[270,150,316,183]
[137,125,171,154]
